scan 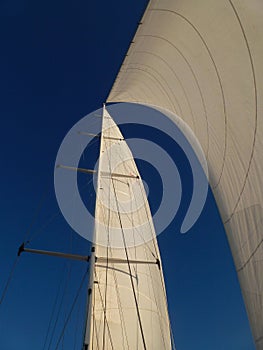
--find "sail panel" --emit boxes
[87,108,172,349]
[107,0,263,348]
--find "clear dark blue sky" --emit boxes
[0,1,255,349]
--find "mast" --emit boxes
[83,104,106,350]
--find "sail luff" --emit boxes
[83,104,106,349]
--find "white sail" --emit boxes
[84,107,172,349]
[107,0,263,348]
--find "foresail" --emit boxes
[107,0,263,348]
[85,107,172,349]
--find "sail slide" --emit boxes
[107,0,263,348]
[84,107,172,349]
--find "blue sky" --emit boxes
[0,0,255,349]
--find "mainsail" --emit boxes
[83,107,172,349]
[107,0,263,348]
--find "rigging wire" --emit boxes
[135,156,174,349]
[89,110,169,349]
[110,123,158,259]
[102,112,149,349]
[47,263,72,350]
[143,247,166,347]
[99,123,130,349]
[92,302,104,349]
[128,183,140,349]
[91,281,100,349]
[111,177,147,350]
[0,116,100,345]
[102,142,157,257]
[90,110,118,349]
[100,205,130,349]
[103,124,133,349]
[73,294,84,350]
[102,200,110,350]
[54,266,89,350]
[133,172,168,346]
[109,180,157,259]
[25,121,99,244]
[158,263,177,350]
[131,157,171,346]
[1,184,51,310]
[0,256,19,308]
[102,118,113,350]
[62,227,74,349]
[27,177,94,244]
[108,135,158,259]
[137,177,159,258]
[23,183,50,245]
[42,265,66,350]
[93,268,115,349]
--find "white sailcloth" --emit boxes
[86,108,172,349]
[107,0,263,348]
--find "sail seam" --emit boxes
[137,33,211,162]
[237,239,263,272]
[224,0,258,223]
[134,50,197,137]
[147,8,228,187]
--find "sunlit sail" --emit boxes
[83,106,172,349]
